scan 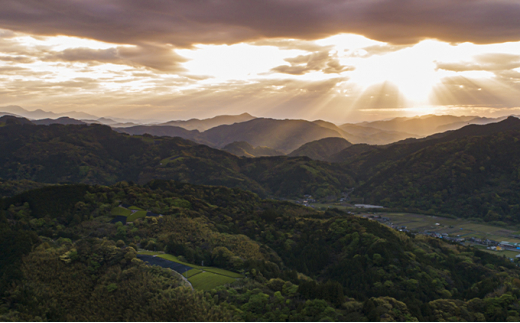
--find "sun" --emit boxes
[346,40,451,104]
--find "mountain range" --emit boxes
[157,112,256,131]
[352,114,508,136]
[3,108,520,321]
[0,105,99,120]
[4,114,520,223]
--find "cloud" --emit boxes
[436,53,520,72]
[271,50,354,75]
[42,45,187,72]
[0,29,15,38]
[1,0,520,48]
[349,44,411,58]
[0,55,34,63]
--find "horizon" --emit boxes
[1,1,520,123]
[3,104,520,125]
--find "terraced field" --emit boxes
[110,207,131,217]
[188,272,237,290]
[138,251,243,290]
[127,210,147,222]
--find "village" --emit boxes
[364,214,520,263]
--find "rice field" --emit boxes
[366,212,520,243]
[138,251,243,290]
[110,207,132,217]
[127,210,147,222]
[188,272,237,290]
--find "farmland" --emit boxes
[127,210,147,222]
[378,212,520,243]
[137,251,243,290]
[110,205,155,222]
[110,207,131,217]
[188,272,237,290]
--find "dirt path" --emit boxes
[176,270,194,290]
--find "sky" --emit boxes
[1,0,520,123]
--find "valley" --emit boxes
[2,113,520,321]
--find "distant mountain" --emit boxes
[119,118,345,153]
[355,114,477,136]
[434,116,507,133]
[116,125,200,140]
[339,123,417,144]
[109,122,141,128]
[222,141,284,157]
[202,118,344,153]
[0,112,21,118]
[288,137,352,161]
[0,105,98,120]
[82,117,118,125]
[312,120,417,145]
[159,113,256,131]
[32,117,86,125]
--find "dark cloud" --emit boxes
[0,29,15,38]
[43,45,187,72]
[250,39,330,52]
[436,53,520,72]
[271,50,353,75]
[0,0,520,48]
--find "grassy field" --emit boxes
[184,268,203,278]
[128,206,144,211]
[110,207,132,217]
[127,210,147,222]
[188,272,237,290]
[138,251,243,290]
[202,267,243,278]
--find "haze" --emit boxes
[1,0,520,123]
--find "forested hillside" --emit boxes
[2,180,520,321]
[347,117,520,222]
[288,137,352,161]
[222,141,284,157]
[0,122,354,198]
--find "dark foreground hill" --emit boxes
[0,122,354,198]
[6,116,520,223]
[0,115,33,126]
[345,117,520,221]
[1,181,520,321]
[32,116,87,125]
